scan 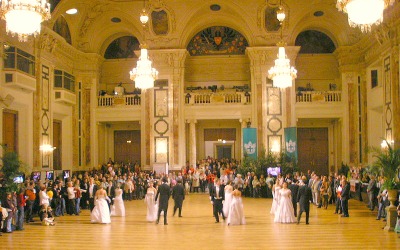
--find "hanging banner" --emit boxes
[243,128,257,159]
[284,127,297,162]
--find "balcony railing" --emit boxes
[296,91,342,103]
[185,91,251,105]
[98,94,141,107]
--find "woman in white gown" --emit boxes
[91,186,111,224]
[274,182,296,223]
[111,185,125,217]
[270,183,281,214]
[145,181,158,222]
[227,187,246,225]
[223,181,233,218]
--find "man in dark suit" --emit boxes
[288,179,299,217]
[88,178,98,212]
[172,179,185,217]
[340,176,350,217]
[210,178,225,223]
[297,177,313,224]
[156,177,171,225]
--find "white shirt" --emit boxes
[89,184,94,198]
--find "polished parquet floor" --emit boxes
[0,194,398,250]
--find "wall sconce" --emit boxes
[271,140,281,154]
[40,144,55,155]
[381,139,394,149]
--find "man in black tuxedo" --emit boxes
[288,180,299,217]
[156,177,171,225]
[172,179,185,217]
[297,177,313,224]
[340,176,350,217]
[210,178,225,223]
[106,180,115,212]
[88,178,98,212]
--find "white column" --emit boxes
[189,119,197,169]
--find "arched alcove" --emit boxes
[49,0,61,13]
[53,15,72,44]
[186,26,249,56]
[104,36,140,59]
[295,30,336,54]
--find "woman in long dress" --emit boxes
[270,182,281,214]
[223,181,233,218]
[91,186,111,224]
[145,181,158,222]
[227,187,246,226]
[111,185,125,217]
[274,182,296,223]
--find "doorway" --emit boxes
[216,144,233,160]
[114,130,141,164]
[53,120,62,170]
[2,109,18,153]
[297,128,329,175]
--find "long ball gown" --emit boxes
[111,188,125,217]
[270,186,281,214]
[274,188,296,223]
[227,194,246,225]
[91,194,111,224]
[223,187,233,217]
[145,189,158,222]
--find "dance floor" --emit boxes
[0,194,398,249]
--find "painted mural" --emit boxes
[49,0,61,13]
[295,30,336,54]
[104,36,140,59]
[265,6,281,32]
[151,10,169,35]
[53,16,72,44]
[187,26,248,56]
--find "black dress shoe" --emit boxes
[306,222,309,225]
[156,220,159,224]
[215,221,219,223]
[179,215,182,217]
[164,223,168,225]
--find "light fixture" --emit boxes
[140,9,149,25]
[129,0,158,90]
[268,2,297,89]
[66,8,78,15]
[129,46,158,90]
[336,0,394,33]
[0,0,51,42]
[276,6,285,23]
[139,0,149,25]
[40,144,55,155]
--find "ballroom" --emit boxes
[0,0,399,249]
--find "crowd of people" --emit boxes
[0,157,399,236]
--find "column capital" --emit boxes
[186,119,197,124]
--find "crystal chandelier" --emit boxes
[268,46,297,89]
[336,0,394,33]
[268,2,297,89]
[129,0,158,90]
[129,46,158,90]
[0,0,51,42]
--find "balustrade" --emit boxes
[296,91,341,103]
[98,94,141,107]
[185,91,251,105]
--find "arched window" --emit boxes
[295,30,336,54]
[104,36,140,59]
[53,16,72,44]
